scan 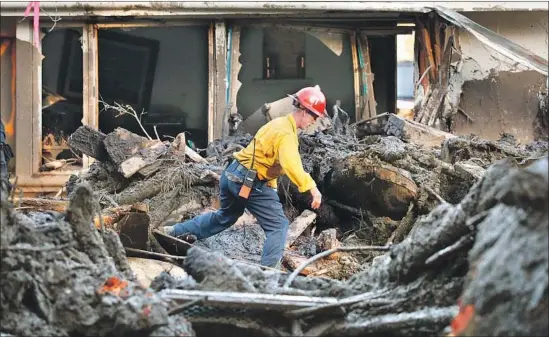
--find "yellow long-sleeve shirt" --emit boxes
[233,114,316,193]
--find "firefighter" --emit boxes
[164,85,327,268]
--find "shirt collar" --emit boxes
[287,114,297,134]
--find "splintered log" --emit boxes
[119,141,168,178]
[14,197,68,212]
[285,210,317,248]
[103,127,158,165]
[67,125,109,161]
[328,156,418,219]
[385,114,456,148]
[152,229,193,256]
[93,205,132,230]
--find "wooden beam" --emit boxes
[285,210,317,248]
[384,113,456,148]
[82,23,99,168]
[228,25,242,116]
[207,23,215,143]
[350,32,360,121]
[214,21,227,140]
[15,21,40,179]
[359,31,377,119]
[13,197,69,212]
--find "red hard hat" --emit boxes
[288,85,327,118]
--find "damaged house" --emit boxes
[0,1,547,194]
[1,2,548,337]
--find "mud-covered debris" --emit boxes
[0,183,194,337]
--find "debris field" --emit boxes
[1,113,548,337]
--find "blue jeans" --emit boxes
[171,160,290,267]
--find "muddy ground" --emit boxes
[2,113,548,336]
[2,153,547,336]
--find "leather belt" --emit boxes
[231,160,268,185]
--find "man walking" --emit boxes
[165,85,327,268]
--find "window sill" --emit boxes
[252,78,313,85]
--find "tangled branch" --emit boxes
[99,99,153,140]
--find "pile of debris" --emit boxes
[48,113,546,280]
[2,153,547,336]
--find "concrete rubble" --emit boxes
[1,111,548,337]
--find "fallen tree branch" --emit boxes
[283,245,392,289]
[424,233,475,266]
[168,298,203,316]
[100,99,153,140]
[159,289,339,311]
[424,185,448,204]
[1,243,74,252]
[325,306,458,336]
[124,247,187,261]
[285,290,391,319]
[351,112,389,126]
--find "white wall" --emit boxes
[453,11,548,143]
[459,11,548,81]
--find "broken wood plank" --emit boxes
[14,198,68,212]
[130,202,149,213]
[454,162,486,181]
[285,210,317,248]
[169,133,187,158]
[185,145,208,164]
[119,141,167,178]
[385,113,456,148]
[350,32,361,120]
[159,289,339,311]
[359,31,377,119]
[316,228,341,260]
[117,212,150,250]
[67,125,109,161]
[93,205,132,230]
[282,252,322,276]
[416,87,445,125]
[152,229,193,256]
[421,26,437,81]
[426,35,454,127]
[127,257,188,288]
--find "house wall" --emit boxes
[236,27,356,120]
[455,11,548,143]
[42,25,210,132]
[0,17,16,170]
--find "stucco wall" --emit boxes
[454,11,548,143]
[0,17,16,171]
[236,27,356,120]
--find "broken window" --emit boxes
[262,28,306,80]
[237,25,355,122]
[97,26,210,149]
[41,27,84,172]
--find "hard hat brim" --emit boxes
[287,94,327,118]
